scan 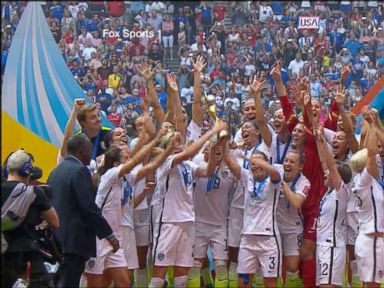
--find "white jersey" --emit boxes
[231,167,249,209]
[156,155,198,223]
[317,183,349,247]
[120,172,137,229]
[243,165,283,236]
[186,120,202,144]
[236,141,271,170]
[355,168,384,234]
[96,165,125,232]
[193,156,235,226]
[377,155,384,183]
[277,174,310,234]
[131,164,148,211]
[265,126,293,164]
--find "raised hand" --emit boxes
[192,55,206,73]
[212,119,227,133]
[302,90,311,107]
[250,72,267,95]
[73,98,85,113]
[166,73,179,93]
[270,60,282,83]
[138,62,155,80]
[334,84,346,106]
[291,85,303,106]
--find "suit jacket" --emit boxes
[47,156,113,258]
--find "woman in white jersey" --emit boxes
[315,126,352,287]
[188,140,235,288]
[149,121,227,288]
[84,128,170,287]
[350,117,384,287]
[277,150,310,287]
[236,151,283,288]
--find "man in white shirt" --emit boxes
[288,53,305,77]
[82,39,97,61]
[259,2,274,23]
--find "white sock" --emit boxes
[135,268,148,288]
[149,277,164,288]
[174,275,188,288]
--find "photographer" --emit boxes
[1,150,59,287]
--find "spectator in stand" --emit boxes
[162,14,174,60]
[107,104,123,127]
[108,66,123,90]
[288,52,305,77]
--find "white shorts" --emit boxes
[237,235,282,278]
[281,233,302,256]
[153,222,195,267]
[194,221,228,260]
[162,35,174,48]
[346,212,359,246]
[119,226,139,270]
[228,207,243,248]
[84,238,127,274]
[355,233,384,284]
[316,245,346,286]
[150,203,163,245]
[134,209,150,246]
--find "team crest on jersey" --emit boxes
[158,252,165,261]
[221,169,229,179]
[88,258,95,268]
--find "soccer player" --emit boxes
[84,127,170,287]
[277,150,310,287]
[314,124,352,287]
[350,113,384,287]
[237,151,283,288]
[188,140,235,288]
[149,121,226,288]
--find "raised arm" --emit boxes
[271,62,299,132]
[251,157,281,182]
[222,139,241,179]
[366,114,380,179]
[251,73,272,147]
[60,99,84,158]
[192,56,206,126]
[314,124,343,190]
[172,121,226,168]
[134,135,176,183]
[196,141,222,178]
[166,73,186,140]
[138,62,165,123]
[334,84,359,153]
[118,127,167,178]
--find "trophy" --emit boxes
[204,93,229,140]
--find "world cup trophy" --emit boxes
[204,93,229,140]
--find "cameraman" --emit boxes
[1,150,59,287]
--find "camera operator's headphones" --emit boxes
[2,150,34,180]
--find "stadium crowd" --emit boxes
[1,1,384,288]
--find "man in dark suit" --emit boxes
[47,134,119,288]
